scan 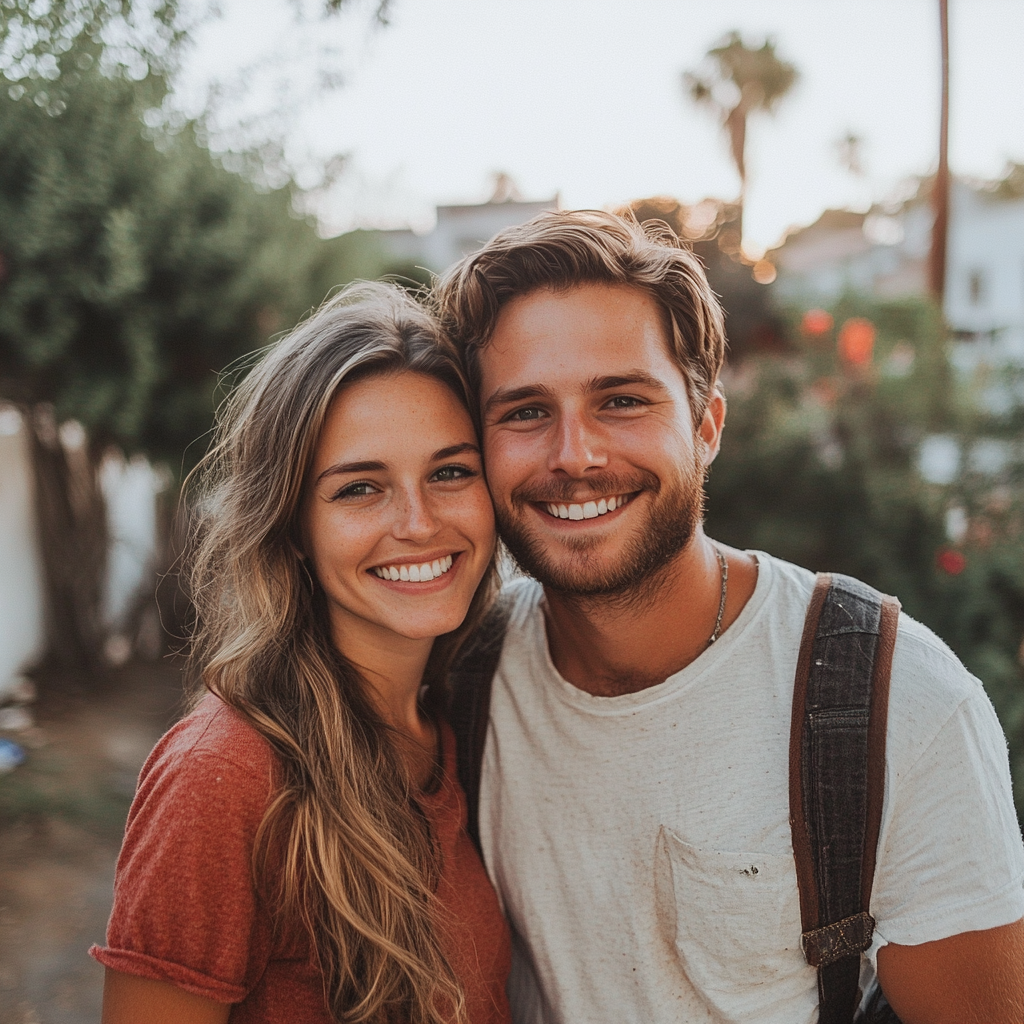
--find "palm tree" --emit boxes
[930,0,950,304]
[684,32,798,239]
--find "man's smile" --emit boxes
[536,492,638,521]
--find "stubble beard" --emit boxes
[495,451,707,606]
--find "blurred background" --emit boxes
[1,0,1022,1019]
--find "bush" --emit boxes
[706,295,1024,824]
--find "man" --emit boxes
[435,210,1024,1024]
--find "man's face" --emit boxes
[478,282,723,598]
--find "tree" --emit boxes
[0,31,384,672]
[929,0,951,303]
[684,32,798,239]
[706,295,1024,823]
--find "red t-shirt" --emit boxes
[91,694,511,1023]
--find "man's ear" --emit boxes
[698,384,726,468]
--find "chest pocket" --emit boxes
[657,827,812,1022]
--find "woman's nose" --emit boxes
[391,487,440,542]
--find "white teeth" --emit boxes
[543,495,630,520]
[374,554,455,582]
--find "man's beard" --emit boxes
[495,451,706,603]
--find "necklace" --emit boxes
[707,544,729,646]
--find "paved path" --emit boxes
[0,664,184,1024]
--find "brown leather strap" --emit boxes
[789,572,832,936]
[861,595,900,912]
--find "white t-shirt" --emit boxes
[478,553,1024,1024]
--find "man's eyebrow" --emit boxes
[432,442,480,461]
[584,371,670,393]
[315,459,385,484]
[483,383,554,415]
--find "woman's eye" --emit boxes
[432,464,476,483]
[334,481,378,500]
[506,406,546,422]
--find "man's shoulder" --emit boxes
[497,573,544,626]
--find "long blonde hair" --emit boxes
[183,282,496,1023]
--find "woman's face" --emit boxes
[302,370,495,650]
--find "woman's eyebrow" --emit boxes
[432,442,480,461]
[316,459,385,484]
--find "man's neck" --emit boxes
[541,530,758,697]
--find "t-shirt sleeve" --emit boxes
[868,677,1024,964]
[90,741,276,1003]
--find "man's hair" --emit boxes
[434,208,727,426]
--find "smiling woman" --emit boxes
[89,283,509,1024]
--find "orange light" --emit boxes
[838,317,875,365]
[752,259,777,285]
[801,309,833,336]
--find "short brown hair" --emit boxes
[434,208,727,425]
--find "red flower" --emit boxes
[801,309,833,337]
[936,548,966,575]
[838,318,876,366]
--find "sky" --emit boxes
[176,0,1024,254]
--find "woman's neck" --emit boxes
[330,618,438,786]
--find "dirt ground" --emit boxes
[0,662,186,1024]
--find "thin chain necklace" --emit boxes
[707,544,729,646]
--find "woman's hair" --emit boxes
[434,208,727,429]
[183,281,496,1024]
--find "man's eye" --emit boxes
[607,395,644,409]
[432,464,476,482]
[506,406,546,422]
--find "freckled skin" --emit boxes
[302,371,495,654]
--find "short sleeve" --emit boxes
[91,742,276,1003]
[869,686,1024,964]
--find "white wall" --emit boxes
[0,408,165,690]
[0,407,45,698]
[100,452,165,632]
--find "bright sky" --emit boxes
[177,0,1024,253]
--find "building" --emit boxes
[375,176,560,274]
[769,166,1024,371]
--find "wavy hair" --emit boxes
[434,208,727,427]
[183,281,496,1024]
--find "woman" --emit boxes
[91,283,511,1024]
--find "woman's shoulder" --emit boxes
[139,692,280,796]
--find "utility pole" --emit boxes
[929,0,950,305]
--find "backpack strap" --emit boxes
[789,573,901,1024]
[448,593,513,855]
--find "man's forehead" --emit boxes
[481,282,679,387]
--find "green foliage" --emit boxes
[687,31,798,114]
[706,295,1024,822]
[0,44,384,469]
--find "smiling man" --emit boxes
[436,210,1024,1024]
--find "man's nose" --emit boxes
[392,487,440,542]
[547,414,608,477]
